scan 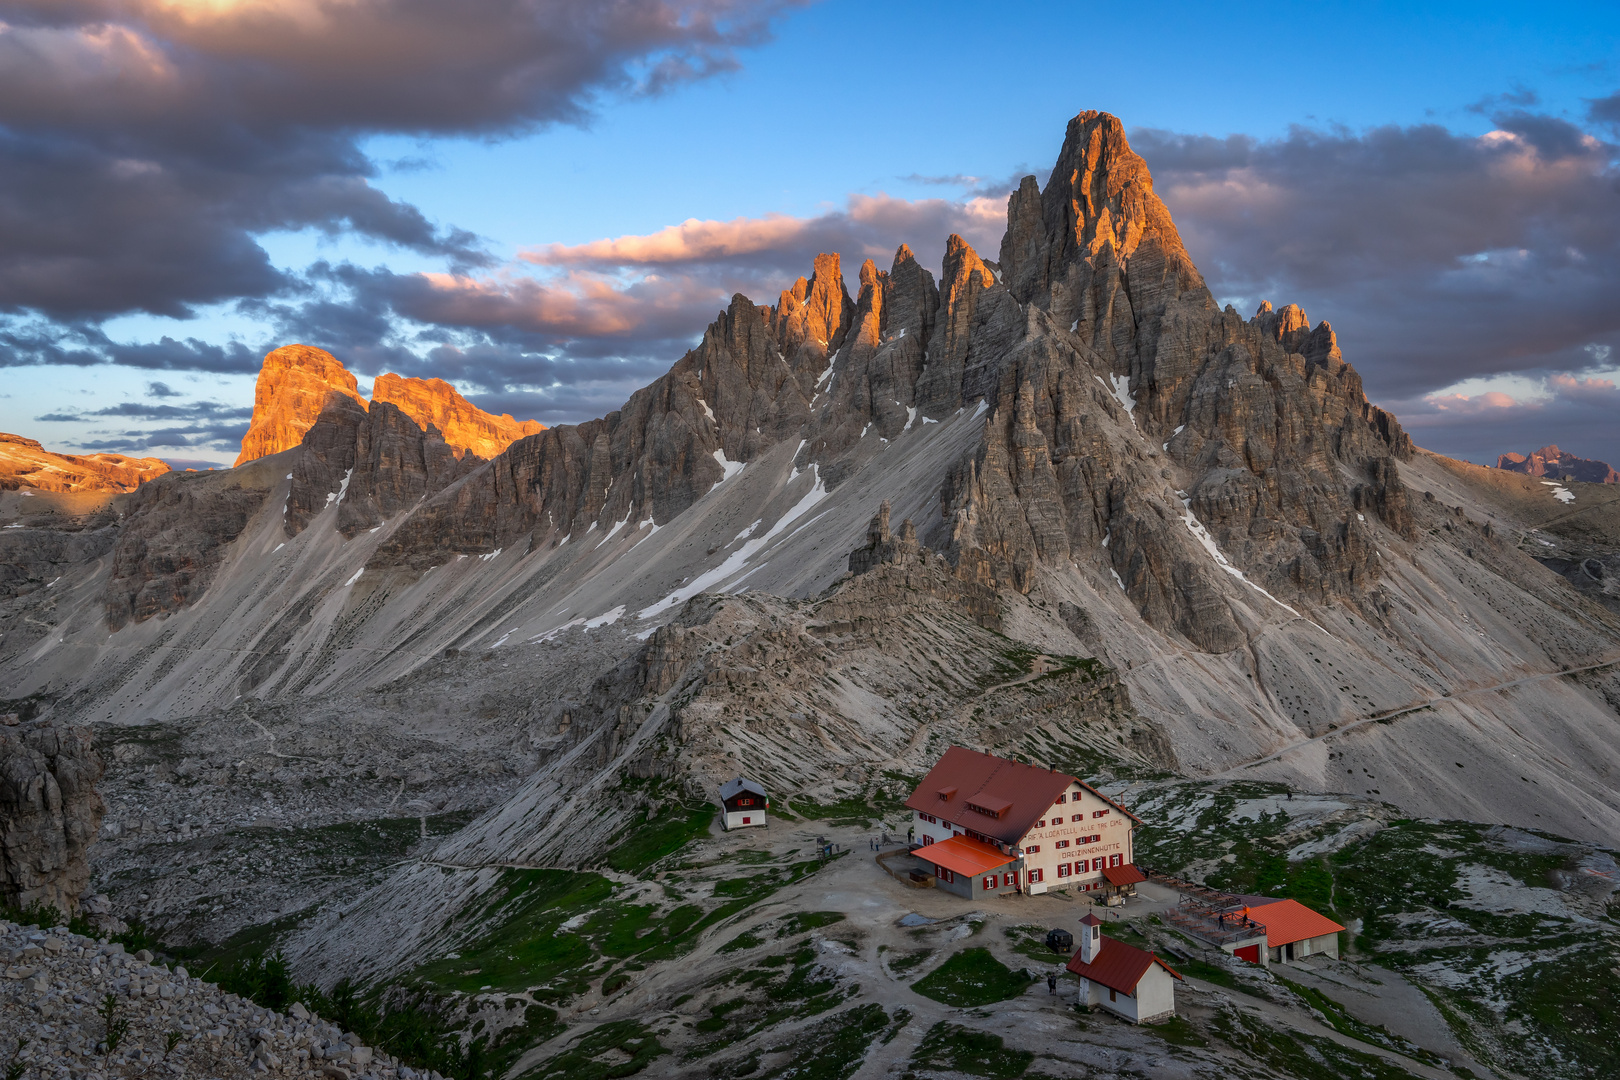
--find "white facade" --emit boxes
[910,779,1133,895]
[1078,964,1178,1024]
[1271,932,1339,964]
[724,809,765,830]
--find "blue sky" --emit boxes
[2,0,1617,468]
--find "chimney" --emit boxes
[1078,912,1103,963]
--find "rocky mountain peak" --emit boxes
[0,432,169,493]
[235,344,367,466]
[371,372,544,461]
[236,345,545,469]
[1000,110,1204,330]
[1497,445,1620,484]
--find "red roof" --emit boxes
[1243,899,1345,947]
[904,746,1141,845]
[922,834,1016,878]
[1101,863,1147,887]
[1066,937,1182,994]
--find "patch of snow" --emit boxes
[585,605,626,630]
[478,548,504,561]
[922,416,938,424]
[286,474,293,480]
[2,524,23,529]
[635,626,660,640]
[1095,374,1137,427]
[370,526,382,533]
[1110,568,1126,591]
[816,356,837,389]
[1357,513,1366,522]
[1540,480,1575,504]
[627,518,661,552]
[724,564,767,593]
[735,520,762,541]
[325,468,354,506]
[1070,319,1079,331]
[904,406,918,432]
[596,514,631,548]
[343,567,365,587]
[713,448,745,483]
[639,466,830,619]
[860,423,870,439]
[898,326,906,338]
[1177,494,1308,619]
[1101,529,1110,548]
[697,398,716,424]
[273,543,284,551]
[529,616,586,644]
[971,399,989,421]
[556,534,569,547]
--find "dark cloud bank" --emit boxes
[0,2,1615,465]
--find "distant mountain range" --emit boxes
[1496,444,1619,484]
[0,431,168,493]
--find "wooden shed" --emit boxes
[719,777,768,831]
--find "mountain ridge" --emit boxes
[234,343,544,467]
[1497,443,1620,484]
[1,111,1617,1011]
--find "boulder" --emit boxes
[0,720,105,914]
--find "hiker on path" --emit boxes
[1047,972,1058,995]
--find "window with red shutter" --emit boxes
[982,876,996,891]
[1056,863,1070,878]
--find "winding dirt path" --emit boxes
[1214,651,1620,778]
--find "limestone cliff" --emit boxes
[371,373,544,461]
[0,719,104,914]
[370,112,1415,657]
[0,432,168,493]
[235,345,367,466]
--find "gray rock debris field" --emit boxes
[0,920,443,1080]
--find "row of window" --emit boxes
[1054,853,1124,877]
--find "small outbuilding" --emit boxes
[1066,913,1182,1024]
[1241,898,1345,964]
[1099,862,1147,905]
[919,834,1020,899]
[719,777,769,831]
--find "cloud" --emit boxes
[145,380,180,398]
[1589,90,1620,128]
[1387,367,1620,465]
[0,1,801,324]
[32,394,254,454]
[520,192,1007,275]
[216,188,1012,422]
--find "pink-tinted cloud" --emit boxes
[0,0,802,324]
[1546,372,1620,404]
[522,192,1007,275]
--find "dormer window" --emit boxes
[964,795,1012,818]
[937,786,958,801]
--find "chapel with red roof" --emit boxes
[904,746,1142,898]
[1067,912,1182,1024]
